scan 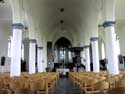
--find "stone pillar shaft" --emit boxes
[37,47,44,72]
[84,46,90,72]
[29,39,36,74]
[10,23,23,76]
[91,37,100,73]
[103,21,119,75]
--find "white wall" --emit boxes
[0,22,12,58]
[23,38,29,71]
[98,27,105,60]
[116,22,125,56]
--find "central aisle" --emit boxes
[55,77,79,94]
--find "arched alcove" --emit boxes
[54,37,72,65]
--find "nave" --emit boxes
[1,0,125,94]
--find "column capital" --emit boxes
[83,45,90,49]
[12,23,24,29]
[29,39,37,43]
[38,46,43,50]
[90,37,98,41]
[102,21,116,28]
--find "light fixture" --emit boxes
[60,8,64,12]
[60,20,64,24]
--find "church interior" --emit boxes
[0,0,125,94]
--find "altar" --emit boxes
[56,68,70,76]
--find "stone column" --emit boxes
[102,0,119,75]
[37,46,43,72]
[90,37,100,73]
[103,21,119,75]
[10,23,23,76]
[80,50,84,65]
[84,45,90,72]
[29,39,37,74]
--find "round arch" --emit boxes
[54,37,72,48]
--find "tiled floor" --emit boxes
[55,77,79,94]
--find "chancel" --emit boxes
[0,0,125,94]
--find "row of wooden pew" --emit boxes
[69,71,124,94]
[0,72,59,94]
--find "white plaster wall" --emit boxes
[98,37,105,60]
[115,22,125,70]
[79,0,100,46]
[72,31,80,47]
[42,37,47,72]
[0,22,12,58]
[23,38,29,71]
[116,23,125,56]
[98,27,105,60]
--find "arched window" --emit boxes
[54,37,72,63]
[116,35,120,55]
[8,36,12,57]
[101,42,105,59]
[69,51,72,62]
[21,44,24,60]
[8,40,11,57]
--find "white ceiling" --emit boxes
[0,0,125,31]
[25,0,100,32]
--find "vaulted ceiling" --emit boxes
[24,0,100,32]
[0,0,125,32]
